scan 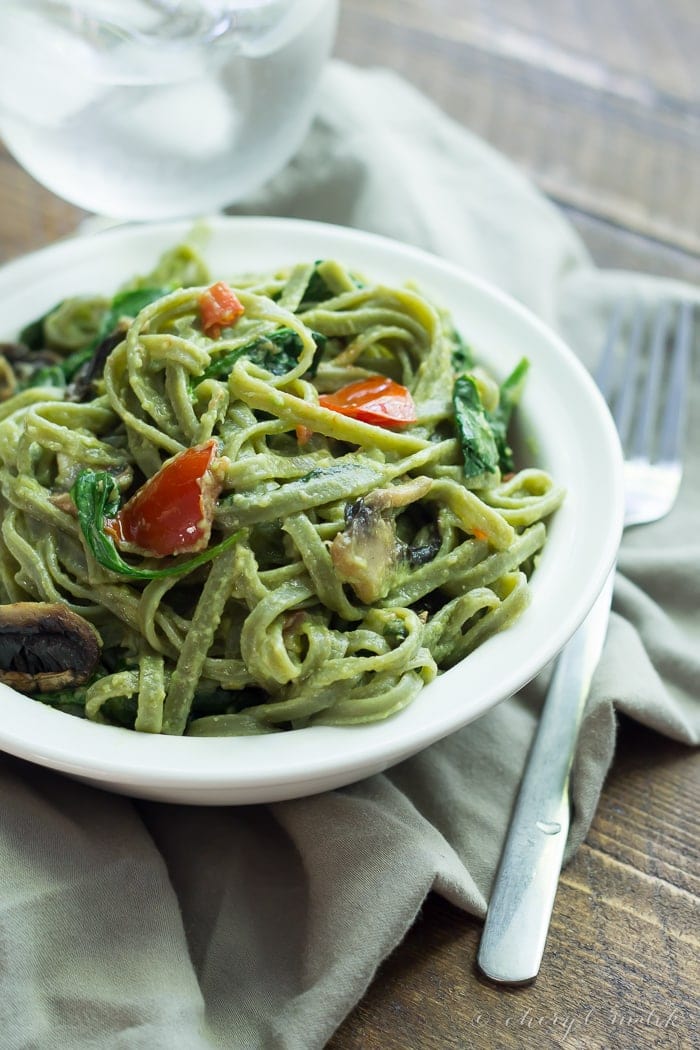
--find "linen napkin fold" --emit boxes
[1,61,698,1050]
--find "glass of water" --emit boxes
[0,0,338,219]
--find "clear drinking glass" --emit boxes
[0,0,338,219]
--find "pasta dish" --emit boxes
[0,244,563,736]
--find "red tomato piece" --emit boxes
[107,440,223,557]
[199,282,245,339]
[318,375,417,428]
[295,424,313,446]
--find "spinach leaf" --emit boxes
[101,694,139,728]
[18,303,63,351]
[452,375,500,477]
[19,288,168,384]
[195,327,327,385]
[489,357,529,473]
[251,328,309,376]
[71,470,242,580]
[450,330,474,374]
[26,365,66,389]
[307,330,328,376]
[298,261,335,310]
[59,286,168,381]
[108,287,169,324]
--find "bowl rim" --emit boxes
[0,215,625,798]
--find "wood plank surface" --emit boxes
[331,3,700,1047]
[0,2,698,1048]
[336,0,700,284]
[327,721,699,1050]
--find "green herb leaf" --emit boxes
[26,365,66,389]
[452,375,500,477]
[58,344,99,381]
[489,357,529,473]
[307,330,328,377]
[249,328,306,376]
[71,470,242,580]
[195,327,327,385]
[19,287,168,386]
[18,302,63,351]
[450,329,474,374]
[108,287,169,324]
[59,286,169,381]
[298,262,335,309]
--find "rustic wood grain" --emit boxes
[328,720,699,1050]
[336,0,700,283]
[329,4,699,1047]
[0,146,85,265]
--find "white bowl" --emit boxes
[0,217,624,803]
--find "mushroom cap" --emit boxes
[0,602,102,694]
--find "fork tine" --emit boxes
[630,301,672,460]
[594,299,627,399]
[610,306,646,446]
[657,301,694,464]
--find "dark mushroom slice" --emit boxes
[0,342,64,390]
[0,602,102,694]
[329,477,433,604]
[330,498,400,604]
[0,342,62,366]
[66,322,129,402]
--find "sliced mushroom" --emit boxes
[66,322,129,402]
[0,342,61,367]
[330,500,398,604]
[0,341,66,391]
[330,477,435,604]
[406,524,442,566]
[0,602,102,694]
[48,492,78,517]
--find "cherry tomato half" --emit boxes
[107,440,223,557]
[318,375,417,428]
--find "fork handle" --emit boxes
[477,571,614,984]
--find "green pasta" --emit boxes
[0,246,564,736]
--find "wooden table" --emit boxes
[0,2,698,1048]
[332,5,700,1049]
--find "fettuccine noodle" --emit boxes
[0,247,564,736]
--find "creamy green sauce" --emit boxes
[0,248,564,735]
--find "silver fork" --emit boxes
[477,298,695,985]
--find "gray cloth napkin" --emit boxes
[1,61,698,1050]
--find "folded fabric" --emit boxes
[0,61,698,1050]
